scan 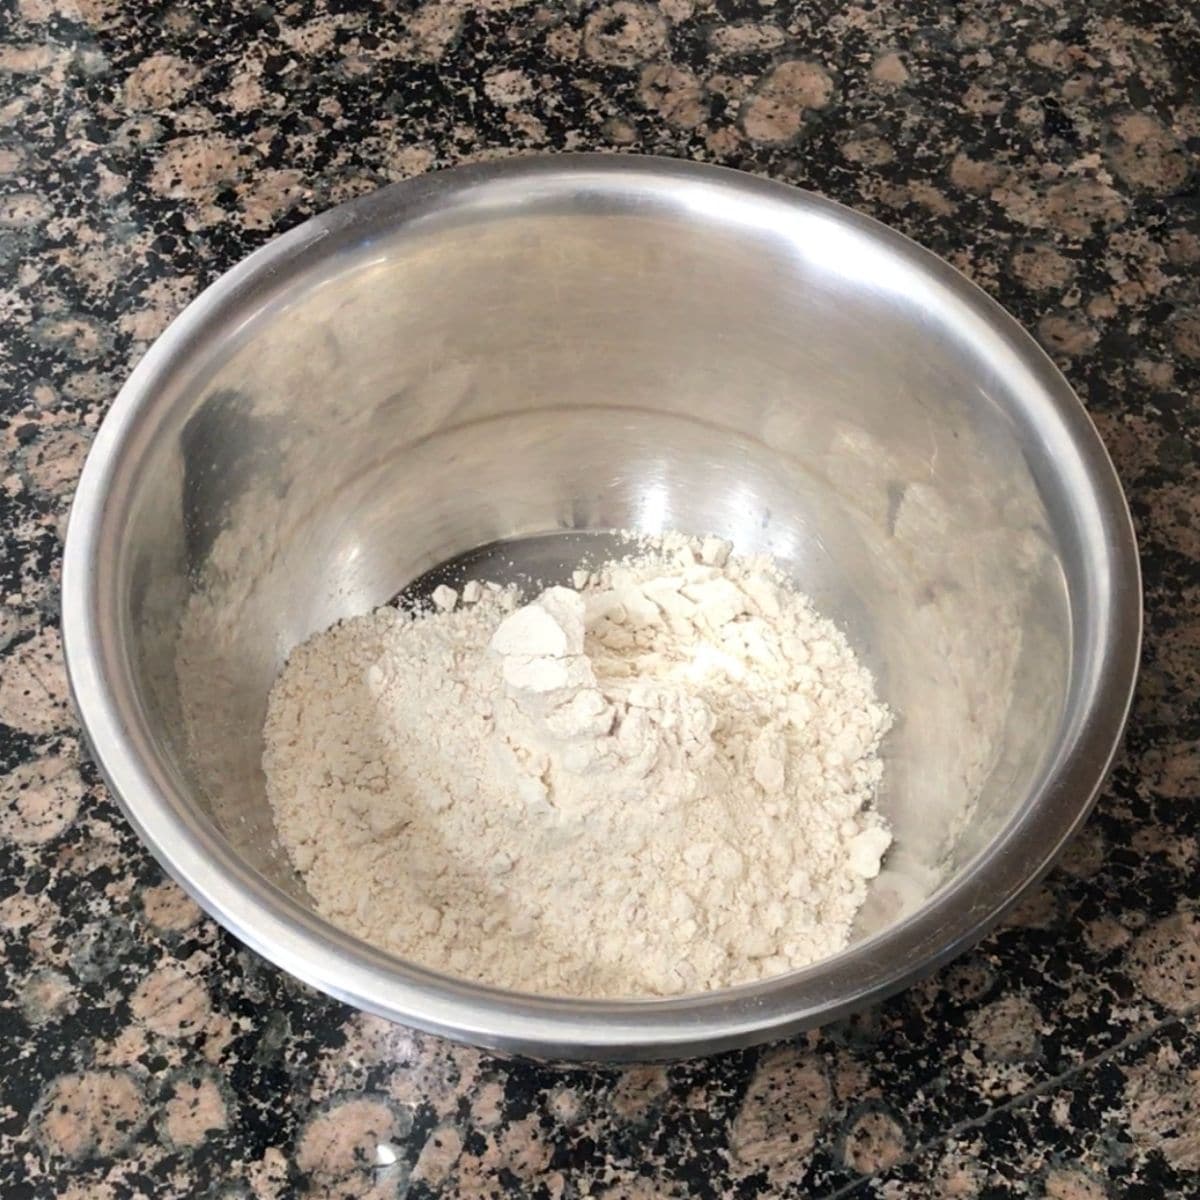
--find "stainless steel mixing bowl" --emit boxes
[62,154,1140,1060]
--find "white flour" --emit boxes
[263,533,892,998]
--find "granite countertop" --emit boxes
[2,0,1198,1196]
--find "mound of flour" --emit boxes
[263,533,892,998]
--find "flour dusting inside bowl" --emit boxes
[261,532,892,998]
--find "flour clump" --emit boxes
[263,533,893,998]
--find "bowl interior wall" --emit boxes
[120,196,1073,949]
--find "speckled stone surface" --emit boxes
[1,0,1198,1196]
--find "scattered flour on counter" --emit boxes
[263,532,893,998]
